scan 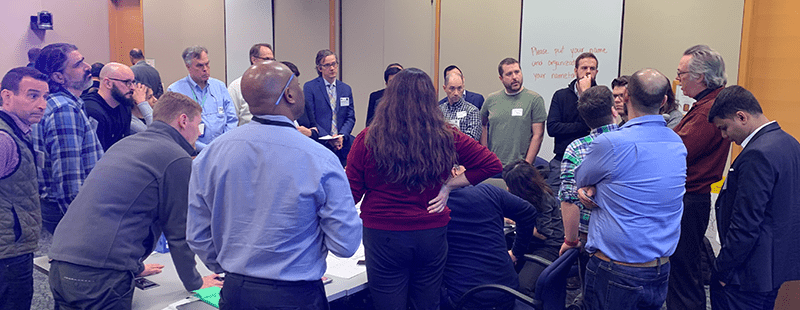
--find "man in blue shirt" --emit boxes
[167,46,237,151]
[187,61,362,310]
[574,69,687,310]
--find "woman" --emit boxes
[502,160,564,297]
[347,68,502,310]
[662,85,683,129]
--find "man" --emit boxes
[365,63,402,127]
[440,71,481,140]
[668,44,730,310]
[167,46,237,152]
[26,48,40,68]
[82,62,148,150]
[558,86,618,255]
[32,43,104,234]
[82,62,104,96]
[442,166,537,310]
[48,92,223,309]
[0,67,49,310]
[300,49,356,166]
[611,75,629,126]
[480,57,547,166]
[574,68,686,310]
[228,43,274,126]
[707,86,800,310]
[187,61,361,309]
[438,65,485,110]
[129,48,164,99]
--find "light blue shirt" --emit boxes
[167,75,237,151]
[575,115,687,263]
[186,115,362,280]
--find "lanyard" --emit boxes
[251,117,296,129]
[189,79,208,107]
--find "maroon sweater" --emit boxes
[673,87,731,194]
[346,128,502,231]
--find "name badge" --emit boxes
[511,108,523,116]
[456,111,467,118]
[218,106,224,114]
[198,123,205,137]
[340,97,350,106]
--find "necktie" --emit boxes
[327,84,338,135]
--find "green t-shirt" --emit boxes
[480,88,547,166]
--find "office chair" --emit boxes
[529,247,582,310]
[454,284,538,310]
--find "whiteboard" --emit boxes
[225,0,274,83]
[519,0,624,160]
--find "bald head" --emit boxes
[241,61,304,119]
[99,62,133,80]
[627,68,669,115]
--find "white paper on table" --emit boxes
[325,243,366,279]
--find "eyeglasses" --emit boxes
[320,61,338,69]
[108,78,135,87]
[274,74,295,106]
[253,55,275,61]
[676,70,691,80]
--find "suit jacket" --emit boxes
[714,122,800,292]
[437,90,485,110]
[365,88,385,127]
[302,76,356,138]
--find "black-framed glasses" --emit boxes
[320,61,338,69]
[108,78,135,87]
[676,70,691,80]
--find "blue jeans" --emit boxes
[584,255,670,310]
[0,253,33,310]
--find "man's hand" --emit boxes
[298,126,312,137]
[533,227,546,240]
[131,83,148,104]
[577,74,592,95]
[559,240,582,256]
[508,250,518,265]
[328,136,344,150]
[577,186,597,209]
[137,264,164,277]
[200,274,224,289]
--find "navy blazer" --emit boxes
[302,76,356,137]
[438,90,485,110]
[714,122,800,292]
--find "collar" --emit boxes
[186,75,207,90]
[149,121,198,156]
[51,90,84,110]
[741,120,776,149]
[0,110,32,134]
[252,114,295,127]
[323,78,337,89]
[135,60,148,66]
[504,87,524,96]
[621,114,667,128]
[692,87,719,101]
[446,97,466,109]
[590,123,619,136]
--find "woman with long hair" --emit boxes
[347,68,502,310]
[502,160,564,297]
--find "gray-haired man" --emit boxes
[167,46,237,151]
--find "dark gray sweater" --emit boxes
[49,121,203,291]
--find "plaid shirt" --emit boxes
[32,90,103,213]
[439,98,481,141]
[559,123,618,233]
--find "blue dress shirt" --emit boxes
[186,115,362,281]
[167,75,237,151]
[575,115,687,263]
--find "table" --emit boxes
[34,248,368,309]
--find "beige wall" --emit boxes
[274,0,331,89]
[621,1,744,84]
[343,0,436,134]
[0,0,109,75]
[142,0,226,88]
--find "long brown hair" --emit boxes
[502,160,553,213]
[366,68,457,189]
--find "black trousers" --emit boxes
[710,281,779,310]
[49,260,134,310]
[219,273,328,310]
[1,253,33,310]
[667,192,711,310]
[363,226,448,310]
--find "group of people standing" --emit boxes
[1,39,799,310]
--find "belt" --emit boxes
[593,250,669,268]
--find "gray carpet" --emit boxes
[31,228,54,310]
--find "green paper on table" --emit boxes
[193,286,221,308]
